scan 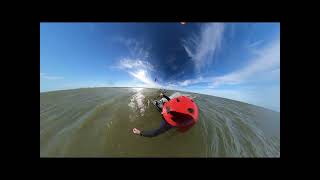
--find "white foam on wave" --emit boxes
[128,89,147,121]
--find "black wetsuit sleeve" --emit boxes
[163,94,171,101]
[140,119,173,137]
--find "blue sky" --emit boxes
[40,23,280,111]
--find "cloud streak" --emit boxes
[173,38,280,89]
[116,39,160,88]
[118,59,157,86]
[211,39,280,87]
[247,40,264,48]
[118,58,154,71]
[40,73,64,80]
[118,50,160,87]
[128,69,158,87]
[182,23,225,72]
[179,76,204,86]
[167,38,280,111]
[118,38,151,60]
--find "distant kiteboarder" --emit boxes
[132,92,199,137]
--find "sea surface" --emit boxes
[40,87,280,157]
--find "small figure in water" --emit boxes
[132,93,174,137]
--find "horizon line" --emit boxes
[40,86,279,113]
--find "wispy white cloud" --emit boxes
[247,40,264,48]
[211,39,280,87]
[182,23,225,72]
[179,79,192,86]
[40,73,64,80]
[115,38,159,88]
[180,24,279,89]
[166,82,179,90]
[128,69,158,87]
[179,76,204,86]
[174,38,280,88]
[116,58,159,87]
[163,38,280,111]
[108,28,279,111]
[118,38,151,60]
[118,58,154,71]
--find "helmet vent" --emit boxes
[187,108,194,114]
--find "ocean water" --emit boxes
[40,87,280,157]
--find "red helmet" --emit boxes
[162,96,199,132]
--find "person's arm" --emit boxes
[140,119,173,137]
[160,93,171,101]
[163,94,171,101]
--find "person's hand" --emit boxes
[160,93,163,98]
[132,128,141,135]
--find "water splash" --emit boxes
[128,88,147,122]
